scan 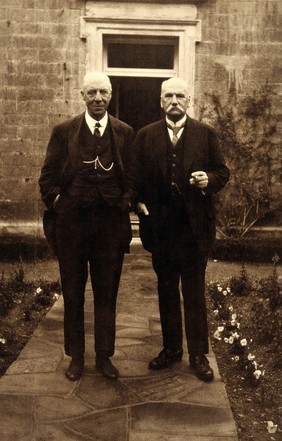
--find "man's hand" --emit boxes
[137,202,149,216]
[189,171,208,189]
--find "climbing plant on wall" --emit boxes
[199,84,279,238]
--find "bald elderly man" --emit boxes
[39,72,136,381]
[136,77,229,381]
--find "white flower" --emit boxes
[213,309,219,316]
[237,322,240,330]
[228,306,233,312]
[218,326,225,332]
[227,287,231,293]
[0,338,6,344]
[266,421,278,434]
[228,336,234,344]
[231,313,237,320]
[247,353,255,361]
[231,319,237,326]
[240,338,247,346]
[224,337,229,343]
[232,355,240,362]
[53,293,60,300]
[232,332,240,340]
[213,330,222,340]
[36,287,43,294]
[253,369,262,380]
[217,286,223,292]
[223,290,228,295]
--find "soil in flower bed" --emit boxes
[207,267,281,441]
[0,264,61,376]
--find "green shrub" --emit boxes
[199,85,279,238]
[229,264,252,296]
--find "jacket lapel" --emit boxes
[67,113,85,167]
[183,116,198,176]
[109,115,125,173]
[153,119,169,179]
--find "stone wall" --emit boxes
[0,0,86,240]
[195,0,281,207]
[0,0,281,246]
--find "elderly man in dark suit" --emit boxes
[136,77,229,381]
[39,72,136,381]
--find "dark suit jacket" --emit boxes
[136,116,230,255]
[39,112,137,252]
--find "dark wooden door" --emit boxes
[108,76,166,132]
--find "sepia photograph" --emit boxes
[0,1,281,440]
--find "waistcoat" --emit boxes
[66,120,122,207]
[166,128,186,205]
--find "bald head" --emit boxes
[81,71,112,120]
[82,71,112,93]
[161,77,189,97]
[160,77,190,122]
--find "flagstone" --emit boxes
[76,375,142,409]
[36,395,93,421]
[130,402,237,437]
[0,394,34,441]
[67,408,128,441]
[0,372,76,395]
[116,327,151,338]
[116,313,149,328]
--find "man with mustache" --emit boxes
[136,77,229,381]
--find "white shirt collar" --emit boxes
[85,110,108,135]
[166,115,187,141]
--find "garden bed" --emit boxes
[207,260,281,440]
[0,266,61,376]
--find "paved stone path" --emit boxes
[0,251,238,441]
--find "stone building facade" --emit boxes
[0,0,281,251]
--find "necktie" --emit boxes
[167,122,185,147]
[94,122,101,138]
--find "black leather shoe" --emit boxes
[148,348,183,370]
[65,358,84,381]
[189,354,214,381]
[96,357,119,379]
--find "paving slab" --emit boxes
[0,252,239,441]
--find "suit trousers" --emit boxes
[55,202,125,360]
[151,206,209,355]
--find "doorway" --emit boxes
[108,76,167,132]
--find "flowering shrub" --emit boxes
[207,257,281,437]
[208,277,265,387]
[208,282,232,321]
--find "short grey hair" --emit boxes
[161,77,189,96]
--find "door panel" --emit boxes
[108,77,166,132]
